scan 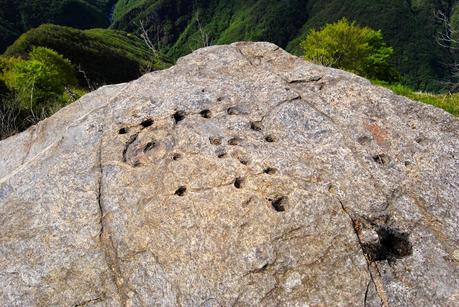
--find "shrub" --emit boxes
[301,18,399,81]
[3,47,77,113]
[0,47,83,139]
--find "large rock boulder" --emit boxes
[0,42,458,306]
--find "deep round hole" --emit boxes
[173,111,186,124]
[271,197,287,212]
[119,127,128,134]
[175,186,187,196]
[141,119,154,128]
[200,109,212,118]
[265,135,276,143]
[234,177,244,189]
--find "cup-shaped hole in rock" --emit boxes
[234,177,244,189]
[357,136,372,145]
[173,111,186,124]
[362,227,413,262]
[238,157,249,165]
[172,153,182,161]
[141,119,154,128]
[265,135,276,143]
[200,109,212,118]
[175,186,187,196]
[271,196,287,212]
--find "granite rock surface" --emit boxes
[1,42,458,306]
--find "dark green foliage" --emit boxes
[1,0,456,91]
[4,24,167,87]
[0,0,114,52]
[111,0,456,92]
[287,0,454,92]
[111,0,309,59]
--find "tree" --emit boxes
[2,47,77,114]
[300,18,399,81]
[435,10,459,92]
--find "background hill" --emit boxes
[0,0,116,53]
[1,0,459,91]
[4,24,164,86]
[111,0,458,91]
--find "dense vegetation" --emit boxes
[301,18,398,82]
[0,0,115,52]
[0,47,82,138]
[0,25,167,139]
[111,0,458,92]
[5,24,166,87]
[2,0,458,91]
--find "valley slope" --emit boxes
[112,0,459,91]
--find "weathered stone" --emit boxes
[0,42,458,306]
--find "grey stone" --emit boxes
[0,42,458,306]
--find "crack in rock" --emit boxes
[97,129,129,306]
[338,198,390,306]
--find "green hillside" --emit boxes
[111,0,458,92]
[0,0,115,52]
[1,0,459,92]
[5,24,166,86]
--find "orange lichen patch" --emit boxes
[365,122,390,145]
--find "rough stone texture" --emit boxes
[0,42,458,306]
